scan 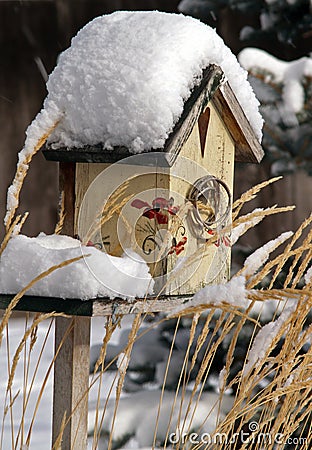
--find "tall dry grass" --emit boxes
[0,160,311,450]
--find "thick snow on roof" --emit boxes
[43,10,262,152]
[0,234,154,300]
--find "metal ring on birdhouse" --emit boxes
[187,175,231,239]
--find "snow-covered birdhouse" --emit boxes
[41,11,264,298]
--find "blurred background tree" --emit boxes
[178,0,312,58]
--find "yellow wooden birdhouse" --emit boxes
[42,11,264,299]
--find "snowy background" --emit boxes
[0,314,235,449]
[0,316,125,450]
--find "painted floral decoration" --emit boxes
[131,197,179,225]
[131,196,187,256]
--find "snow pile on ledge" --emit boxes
[41,10,263,152]
[0,234,154,300]
[172,276,248,315]
[192,276,248,308]
[172,231,294,315]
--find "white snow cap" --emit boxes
[44,10,263,152]
[0,234,154,300]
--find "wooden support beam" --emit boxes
[52,316,91,449]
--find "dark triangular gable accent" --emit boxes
[198,107,211,158]
[42,65,224,167]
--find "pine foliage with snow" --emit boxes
[239,48,312,175]
[179,0,312,177]
[179,0,312,49]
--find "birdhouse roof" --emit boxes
[39,11,263,165]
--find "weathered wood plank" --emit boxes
[0,294,191,317]
[163,65,224,165]
[59,162,76,235]
[212,83,264,163]
[0,294,93,316]
[53,316,90,450]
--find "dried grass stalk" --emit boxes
[5,119,60,232]
[7,313,64,392]
[83,180,131,246]
[107,314,142,450]
[155,317,181,448]
[269,212,312,288]
[232,176,282,219]
[91,316,120,449]
[54,191,65,235]
[51,412,66,450]
[0,213,29,257]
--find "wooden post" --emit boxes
[52,162,91,450]
[52,317,90,449]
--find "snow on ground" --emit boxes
[0,317,54,449]
[34,11,263,154]
[0,315,234,449]
[0,316,122,450]
[0,302,299,448]
[89,389,234,448]
[0,234,154,300]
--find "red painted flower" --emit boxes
[152,197,169,209]
[131,196,179,225]
[206,230,231,248]
[169,236,187,255]
[143,209,168,224]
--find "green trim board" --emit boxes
[0,294,192,317]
